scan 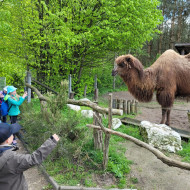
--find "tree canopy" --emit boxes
[0,0,162,94]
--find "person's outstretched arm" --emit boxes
[15,134,60,173]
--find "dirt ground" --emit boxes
[111,91,190,132]
[110,91,190,190]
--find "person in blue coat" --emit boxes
[7,86,27,145]
[1,86,8,123]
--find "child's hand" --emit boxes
[52,134,60,142]
[22,91,28,98]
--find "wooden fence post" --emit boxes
[93,110,103,150]
[112,99,117,109]
[123,100,127,114]
[69,92,75,99]
[94,75,98,102]
[84,85,87,97]
[127,100,131,114]
[130,100,135,114]
[113,53,117,90]
[135,100,138,114]
[187,110,190,128]
[26,71,31,103]
[103,93,112,170]
[116,99,120,109]
[68,74,72,98]
[119,99,123,109]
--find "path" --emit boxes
[125,140,190,190]
[17,139,51,190]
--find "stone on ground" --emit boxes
[81,110,93,118]
[79,98,91,102]
[112,118,122,129]
[140,121,182,153]
[67,104,81,111]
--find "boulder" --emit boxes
[140,121,182,153]
[79,98,91,102]
[112,118,122,129]
[67,104,81,112]
[81,110,94,118]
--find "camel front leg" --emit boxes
[160,108,167,124]
[165,108,171,126]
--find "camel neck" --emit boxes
[122,70,155,102]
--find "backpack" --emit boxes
[1,95,12,116]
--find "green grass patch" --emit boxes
[177,140,190,162]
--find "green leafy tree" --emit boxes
[0,0,163,94]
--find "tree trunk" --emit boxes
[93,111,103,150]
[177,1,184,42]
[170,0,177,49]
[158,2,165,54]
[103,94,112,170]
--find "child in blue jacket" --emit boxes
[0,91,4,123]
[1,86,8,123]
[7,86,27,144]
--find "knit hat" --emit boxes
[7,86,17,94]
[0,123,21,144]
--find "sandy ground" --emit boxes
[108,91,190,131]
[17,139,50,190]
[109,91,190,190]
[125,141,190,190]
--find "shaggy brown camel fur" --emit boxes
[112,49,190,126]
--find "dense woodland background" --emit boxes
[0,0,189,96]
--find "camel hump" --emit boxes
[163,49,178,55]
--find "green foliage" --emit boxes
[177,141,190,163]
[112,124,143,142]
[0,0,162,94]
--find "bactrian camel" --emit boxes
[112,49,190,126]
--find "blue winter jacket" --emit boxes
[7,95,25,116]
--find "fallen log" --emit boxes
[25,83,123,115]
[26,83,49,102]
[86,124,190,171]
[67,99,123,115]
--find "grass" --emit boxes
[177,140,190,162]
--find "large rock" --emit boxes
[81,110,94,118]
[67,104,81,111]
[112,118,122,130]
[140,121,182,153]
[79,98,91,102]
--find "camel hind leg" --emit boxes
[160,108,171,126]
[157,90,174,126]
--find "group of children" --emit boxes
[0,86,60,189]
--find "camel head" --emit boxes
[112,54,143,79]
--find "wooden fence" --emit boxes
[113,99,138,115]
